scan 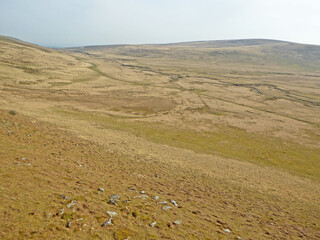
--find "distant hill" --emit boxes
[162,39,292,47]
[65,38,320,72]
[1,35,320,72]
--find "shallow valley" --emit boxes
[0,36,320,239]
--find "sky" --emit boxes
[0,0,320,47]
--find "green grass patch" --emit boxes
[54,108,320,181]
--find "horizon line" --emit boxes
[1,34,320,49]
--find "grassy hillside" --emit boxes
[1,36,320,239]
[0,36,94,87]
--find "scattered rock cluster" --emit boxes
[1,115,240,239]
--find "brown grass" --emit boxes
[0,36,320,239]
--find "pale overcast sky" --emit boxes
[0,0,319,47]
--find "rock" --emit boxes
[236,237,243,240]
[173,220,182,225]
[110,194,120,199]
[61,195,70,200]
[98,188,105,192]
[149,222,157,227]
[17,163,31,166]
[57,208,65,215]
[162,206,172,210]
[133,195,148,199]
[157,201,168,205]
[66,222,71,228]
[224,228,231,233]
[75,218,83,222]
[108,199,117,206]
[129,187,136,191]
[140,191,146,194]
[21,157,26,161]
[102,218,113,226]
[170,200,178,206]
[67,201,76,208]
[107,211,118,217]
[153,196,160,200]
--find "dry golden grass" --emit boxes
[0,36,320,239]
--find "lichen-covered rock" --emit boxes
[107,211,118,217]
[102,218,113,226]
[149,222,157,227]
[110,194,120,199]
